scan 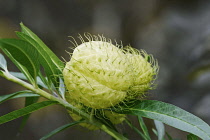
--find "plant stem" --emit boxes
[125,119,148,140]
[1,71,128,140]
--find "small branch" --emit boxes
[125,119,148,140]
[1,71,128,140]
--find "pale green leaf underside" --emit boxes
[10,71,48,89]
[0,91,39,104]
[114,100,210,140]
[13,93,40,99]
[0,53,7,71]
[154,120,165,140]
[0,101,57,125]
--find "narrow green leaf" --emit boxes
[152,129,166,140]
[0,53,7,71]
[16,32,61,91]
[17,23,64,89]
[25,97,40,107]
[188,63,210,81]
[0,39,39,85]
[154,120,165,140]
[165,132,173,140]
[0,70,3,76]
[40,120,83,140]
[152,129,158,136]
[187,134,199,140]
[0,101,57,125]
[2,51,34,84]
[16,32,57,84]
[138,116,151,140]
[19,23,63,71]
[113,100,210,140]
[0,91,39,104]
[38,71,52,89]
[11,93,39,99]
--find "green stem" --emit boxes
[1,71,128,140]
[125,119,148,140]
[90,108,95,123]
[138,116,151,140]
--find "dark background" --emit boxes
[1,0,210,139]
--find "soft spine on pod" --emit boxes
[63,35,158,129]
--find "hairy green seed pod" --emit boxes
[63,36,158,109]
[124,47,158,100]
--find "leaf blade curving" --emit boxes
[0,101,58,125]
[0,39,39,85]
[114,100,210,140]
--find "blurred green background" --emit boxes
[1,0,210,140]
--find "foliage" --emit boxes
[0,23,210,140]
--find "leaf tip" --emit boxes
[20,22,24,26]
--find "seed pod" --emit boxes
[63,41,133,109]
[63,36,158,109]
